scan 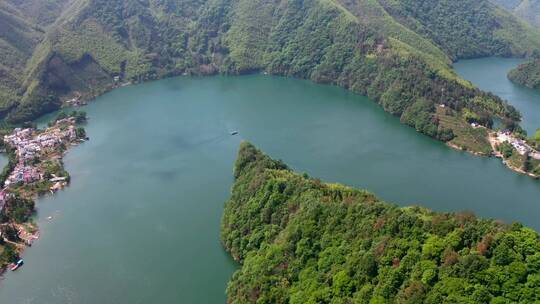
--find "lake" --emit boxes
[454,57,540,134]
[1,59,539,303]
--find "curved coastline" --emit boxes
[0,61,539,302]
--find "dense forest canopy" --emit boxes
[222,142,540,303]
[491,0,540,87]
[378,0,538,59]
[0,0,538,147]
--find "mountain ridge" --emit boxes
[0,0,539,147]
[491,0,540,28]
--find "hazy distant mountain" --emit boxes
[491,0,540,27]
[3,0,73,27]
[492,0,540,89]
[515,0,540,28]
[491,0,524,9]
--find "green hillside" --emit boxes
[3,0,72,27]
[0,2,43,116]
[508,60,540,89]
[514,0,540,28]
[222,142,540,303]
[491,0,540,91]
[1,0,539,148]
[0,0,76,119]
[369,0,540,59]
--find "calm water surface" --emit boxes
[0,155,7,172]
[454,57,540,134]
[1,60,540,303]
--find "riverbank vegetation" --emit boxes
[495,141,540,177]
[435,107,492,155]
[222,142,540,303]
[50,111,87,125]
[508,60,540,89]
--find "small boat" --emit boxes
[230,131,239,136]
[11,259,23,271]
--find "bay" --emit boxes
[1,65,539,303]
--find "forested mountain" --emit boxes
[0,0,74,119]
[222,142,540,303]
[508,60,540,89]
[1,0,539,145]
[491,0,523,10]
[491,0,540,28]
[0,1,43,117]
[494,0,540,89]
[3,0,72,27]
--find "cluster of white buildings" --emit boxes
[2,120,77,187]
[65,97,86,107]
[496,131,540,160]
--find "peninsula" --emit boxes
[222,142,540,303]
[490,129,540,178]
[508,60,540,89]
[0,112,87,273]
[0,0,540,301]
[436,105,540,178]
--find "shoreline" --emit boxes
[71,72,540,181]
[446,131,540,180]
[0,114,88,274]
[0,71,537,278]
[488,131,540,179]
[27,62,537,182]
[446,142,491,157]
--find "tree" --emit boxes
[532,129,540,149]
[463,109,480,124]
[71,111,87,123]
[437,128,455,142]
[522,154,531,172]
[76,127,86,139]
[1,224,20,242]
[0,243,18,264]
[56,111,68,121]
[497,142,514,159]
[422,235,446,261]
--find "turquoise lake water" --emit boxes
[0,58,539,303]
